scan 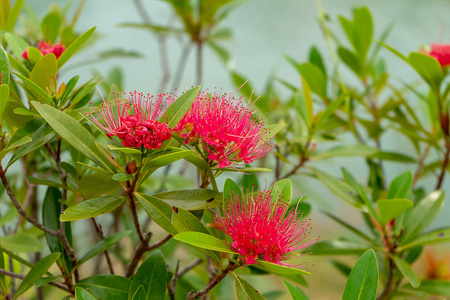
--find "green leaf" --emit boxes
[223,178,242,205]
[315,93,347,129]
[159,86,200,129]
[79,173,120,199]
[234,275,266,300]
[131,286,145,300]
[403,280,450,296]
[75,287,98,300]
[312,144,378,160]
[0,136,32,161]
[258,261,310,275]
[392,255,420,288]
[408,52,443,92]
[338,47,361,77]
[7,123,55,169]
[308,240,370,255]
[353,7,373,58]
[14,72,53,104]
[43,187,72,273]
[284,281,308,300]
[272,179,292,204]
[41,11,62,44]
[76,275,131,300]
[400,190,445,244]
[145,148,195,169]
[171,206,221,265]
[387,171,412,199]
[128,250,166,300]
[5,0,24,32]
[29,54,57,98]
[377,199,412,225]
[35,275,61,288]
[311,167,361,208]
[371,152,416,163]
[0,84,9,126]
[152,189,222,210]
[174,232,237,254]
[58,27,96,69]
[300,78,313,128]
[112,173,134,181]
[4,33,28,61]
[75,231,131,270]
[298,63,327,99]
[32,102,115,171]
[356,184,381,224]
[135,193,177,235]
[61,196,126,222]
[0,45,10,85]
[26,47,43,65]
[263,120,286,140]
[342,249,378,300]
[0,249,5,293]
[0,233,44,253]
[397,228,450,251]
[171,207,211,234]
[15,253,61,297]
[8,53,29,76]
[137,148,195,185]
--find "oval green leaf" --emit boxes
[61,196,125,222]
[174,232,237,254]
[342,249,378,300]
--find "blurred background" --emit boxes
[19,0,450,298]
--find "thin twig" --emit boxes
[45,142,79,282]
[92,218,115,275]
[0,268,71,294]
[187,261,240,299]
[13,160,36,233]
[435,137,450,190]
[412,145,430,188]
[125,234,172,278]
[0,166,58,236]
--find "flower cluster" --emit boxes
[213,188,317,266]
[174,90,273,168]
[22,41,65,60]
[87,91,172,149]
[424,43,450,67]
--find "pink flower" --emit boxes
[86,91,172,149]
[174,90,273,168]
[213,187,318,266]
[423,44,450,67]
[22,41,66,60]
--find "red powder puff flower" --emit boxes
[174,90,274,168]
[86,91,172,149]
[423,43,450,67]
[213,187,318,266]
[22,41,66,60]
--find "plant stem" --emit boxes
[0,268,71,294]
[125,234,172,277]
[0,166,58,236]
[435,137,450,190]
[187,261,240,299]
[91,218,115,275]
[169,259,203,300]
[45,142,79,282]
